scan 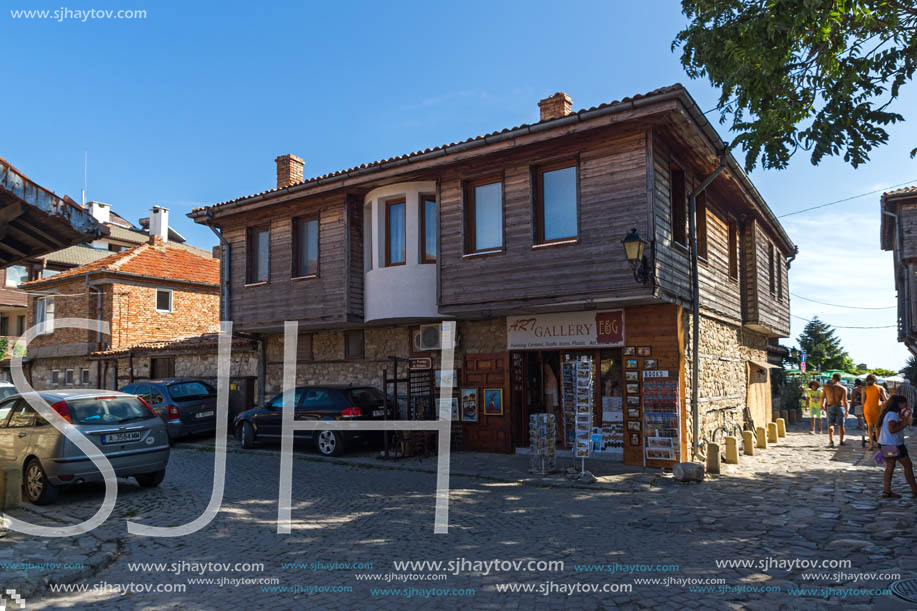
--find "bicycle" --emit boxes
[697,406,745,460]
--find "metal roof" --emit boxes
[40,245,112,267]
[0,157,108,267]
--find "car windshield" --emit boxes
[0,386,17,401]
[347,388,385,408]
[67,396,151,425]
[168,381,215,401]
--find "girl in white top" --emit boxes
[877,395,917,499]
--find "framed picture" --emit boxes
[446,398,458,421]
[435,369,458,388]
[625,371,638,382]
[483,388,503,415]
[626,383,640,394]
[626,396,641,406]
[644,359,658,370]
[627,408,640,418]
[625,359,638,369]
[627,420,641,431]
[629,433,641,446]
[461,388,478,422]
[637,346,651,357]
[623,346,635,356]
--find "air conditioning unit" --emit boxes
[415,324,443,351]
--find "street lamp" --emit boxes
[622,228,650,285]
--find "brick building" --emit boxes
[19,237,224,390]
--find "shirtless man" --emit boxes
[822,373,849,448]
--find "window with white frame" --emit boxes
[80,369,90,385]
[4,265,28,287]
[51,370,60,385]
[65,369,74,385]
[156,289,172,313]
[35,297,55,334]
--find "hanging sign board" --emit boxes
[409,358,432,370]
[507,310,624,350]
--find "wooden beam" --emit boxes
[10,219,69,250]
[0,201,23,240]
[5,224,56,251]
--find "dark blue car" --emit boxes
[233,386,391,456]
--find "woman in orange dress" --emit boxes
[863,374,889,451]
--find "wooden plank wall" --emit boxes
[221,194,350,331]
[346,194,364,320]
[750,222,790,336]
[651,135,691,301]
[438,127,653,312]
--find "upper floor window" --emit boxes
[156,289,172,313]
[4,265,27,288]
[247,226,270,284]
[535,162,578,243]
[293,216,320,277]
[466,179,503,253]
[728,219,738,280]
[696,192,708,259]
[35,296,54,335]
[670,168,687,246]
[420,195,437,263]
[385,199,406,266]
[767,241,776,295]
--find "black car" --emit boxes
[119,378,218,440]
[233,386,391,456]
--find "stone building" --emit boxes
[19,236,223,390]
[190,85,795,465]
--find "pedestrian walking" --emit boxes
[863,374,888,451]
[806,381,823,434]
[823,373,849,447]
[877,395,917,499]
[851,379,865,430]
[894,378,917,430]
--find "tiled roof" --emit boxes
[91,333,257,357]
[40,245,111,267]
[192,85,683,213]
[106,224,150,244]
[20,241,219,288]
[883,185,917,199]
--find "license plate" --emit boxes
[195,411,215,419]
[373,409,385,417]
[102,431,142,444]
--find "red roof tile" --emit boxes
[21,242,219,288]
[90,333,256,357]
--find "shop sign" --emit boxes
[409,357,432,370]
[643,370,670,379]
[506,310,624,350]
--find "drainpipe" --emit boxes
[689,155,726,460]
[205,212,230,322]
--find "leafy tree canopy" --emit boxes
[674,0,917,171]
[796,316,854,371]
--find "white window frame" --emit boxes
[80,369,90,385]
[4,265,28,288]
[35,296,55,335]
[50,370,60,385]
[65,369,74,385]
[155,289,173,313]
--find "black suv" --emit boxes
[233,386,391,456]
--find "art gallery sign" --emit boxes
[506,310,624,350]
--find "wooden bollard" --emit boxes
[724,436,739,464]
[743,430,755,455]
[755,426,767,449]
[776,418,786,438]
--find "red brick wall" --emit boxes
[27,278,97,349]
[109,281,219,349]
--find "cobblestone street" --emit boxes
[4,417,916,610]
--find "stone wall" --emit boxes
[111,351,259,390]
[25,356,100,390]
[263,319,507,395]
[683,310,770,448]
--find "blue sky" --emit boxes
[2,0,915,369]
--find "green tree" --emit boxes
[901,354,917,381]
[796,316,852,371]
[674,0,917,171]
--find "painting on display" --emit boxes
[483,389,503,415]
[461,388,478,422]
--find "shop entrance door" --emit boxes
[462,352,511,453]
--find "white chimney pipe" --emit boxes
[150,206,169,243]
[87,201,111,224]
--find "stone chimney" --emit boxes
[87,201,111,224]
[149,206,169,244]
[538,92,573,122]
[275,154,304,189]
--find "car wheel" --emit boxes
[135,469,166,487]
[239,421,255,449]
[316,430,344,457]
[24,458,60,505]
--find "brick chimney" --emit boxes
[149,205,169,244]
[538,92,573,121]
[275,154,304,189]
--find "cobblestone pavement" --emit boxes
[3,417,916,610]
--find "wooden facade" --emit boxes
[881,189,917,353]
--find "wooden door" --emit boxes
[462,352,511,453]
